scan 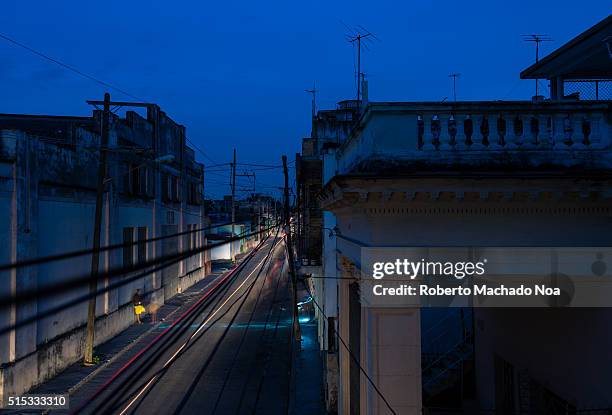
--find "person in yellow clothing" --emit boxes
[132,289,145,324]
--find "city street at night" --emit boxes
[46,234,298,415]
[1,3,611,414]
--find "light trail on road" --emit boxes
[117,237,282,415]
[62,227,294,415]
[68,234,273,415]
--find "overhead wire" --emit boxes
[0,224,280,336]
[0,221,233,273]
[0,32,142,101]
[301,276,398,415]
[110,228,283,414]
[91,232,281,414]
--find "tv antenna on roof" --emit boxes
[522,34,553,97]
[448,73,461,102]
[305,81,317,118]
[342,22,380,107]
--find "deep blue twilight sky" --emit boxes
[1,1,610,197]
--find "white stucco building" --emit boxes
[0,105,209,401]
[313,15,612,415]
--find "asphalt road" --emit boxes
[72,233,294,415]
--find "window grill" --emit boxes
[564,79,612,101]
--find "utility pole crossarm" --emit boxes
[85,100,154,108]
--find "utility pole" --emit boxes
[84,92,110,365]
[283,155,301,342]
[295,153,301,262]
[258,199,262,242]
[449,73,461,102]
[522,34,552,98]
[357,36,361,103]
[231,148,236,262]
[85,99,161,313]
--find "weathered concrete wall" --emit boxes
[178,267,205,294]
[36,197,96,343]
[0,106,207,403]
[0,302,134,403]
[0,161,13,365]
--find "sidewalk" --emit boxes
[290,284,327,415]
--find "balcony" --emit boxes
[417,101,610,151]
[334,101,612,177]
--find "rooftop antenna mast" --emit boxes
[448,73,461,102]
[305,81,317,118]
[343,22,379,107]
[522,34,553,97]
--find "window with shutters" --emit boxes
[124,164,152,198]
[187,182,201,205]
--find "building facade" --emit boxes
[297,100,360,267]
[0,105,208,401]
[313,15,612,415]
[296,100,362,410]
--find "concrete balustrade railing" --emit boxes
[332,101,612,175]
[417,104,609,151]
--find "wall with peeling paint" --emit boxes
[0,107,208,402]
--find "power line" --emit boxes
[0,223,280,334]
[236,163,281,168]
[206,162,231,169]
[0,32,272,185]
[0,221,233,273]
[186,137,220,165]
[0,32,142,101]
[125,230,283,415]
[0,225,278,337]
[300,278,397,415]
[83,232,281,414]
[0,31,229,173]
